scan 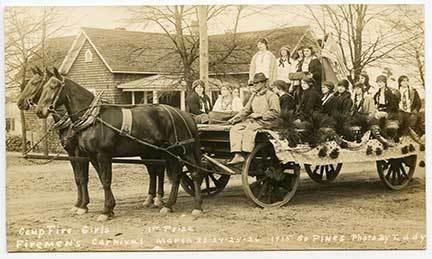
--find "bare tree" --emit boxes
[5,7,73,153]
[5,7,73,89]
[303,4,420,84]
[386,6,424,87]
[126,5,245,92]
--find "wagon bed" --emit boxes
[180,123,422,208]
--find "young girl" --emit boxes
[321,81,337,117]
[297,46,322,94]
[275,46,295,83]
[213,84,233,112]
[186,79,212,123]
[231,87,243,112]
[248,38,277,84]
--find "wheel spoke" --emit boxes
[324,165,329,180]
[391,166,397,185]
[313,165,320,174]
[205,176,211,194]
[400,164,409,180]
[329,164,335,174]
[319,166,324,179]
[257,180,269,200]
[383,160,391,171]
[385,167,393,181]
[209,174,221,187]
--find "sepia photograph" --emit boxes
[3,1,427,252]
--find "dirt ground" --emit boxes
[6,152,426,251]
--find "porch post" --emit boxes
[180,90,186,111]
[131,91,135,105]
[143,91,148,104]
[153,90,159,104]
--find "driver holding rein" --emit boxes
[227,72,281,165]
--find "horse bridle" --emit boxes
[26,73,48,108]
[47,77,66,113]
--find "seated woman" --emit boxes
[320,81,337,117]
[398,75,421,131]
[210,83,240,123]
[272,80,295,114]
[212,83,234,112]
[186,79,212,123]
[371,75,400,142]
[333,79,353,117]
[352,82,376,117]
[231,87,243,112]
[295,77,322,121]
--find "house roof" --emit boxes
[118,74,223,91]
[61,26,315,75]
[208,25,315,74]
[17,36,75,80]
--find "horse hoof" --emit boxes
[154,197,164,208]
[191,209,203,217]
[160,207,172,214]
[70,206,79,213]
[143,196,154,207]
[97,214,110,222]
[76,208,88,215]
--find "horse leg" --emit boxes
[95,154,115,221]
[186,151,204,215]
[67,154,82,213]
[76,159,90,215]
[143,163,156,207]
[154,166,165,207]
[160,161,182,214]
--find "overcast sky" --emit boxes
[3,5,334,36]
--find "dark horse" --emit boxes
[17,67,92,215]
[35,67,203,221]
[17,67,168,216]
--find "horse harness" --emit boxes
[65,91,195,156]
[45,78,209,172]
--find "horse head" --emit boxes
[35,67,65,118]
[16,66,51,110]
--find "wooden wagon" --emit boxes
[180,124,421,208]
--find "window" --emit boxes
[6,118,15,132]
[85,49,93,63]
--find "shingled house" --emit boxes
[58,26,315,107]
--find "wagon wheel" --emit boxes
[242,143,300,208]
[376,155,417,190]
[180,163,230,198]
[304,163,343,184]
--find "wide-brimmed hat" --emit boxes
[253,72,268,84]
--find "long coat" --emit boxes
[186,92,212,115]
[321,92,337,116]
[279,93,296,114]
[399,86,421,113]
[298,57,322,94]
[373,87,399,113]
[296,88,322,120]
[333,91,353,116]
